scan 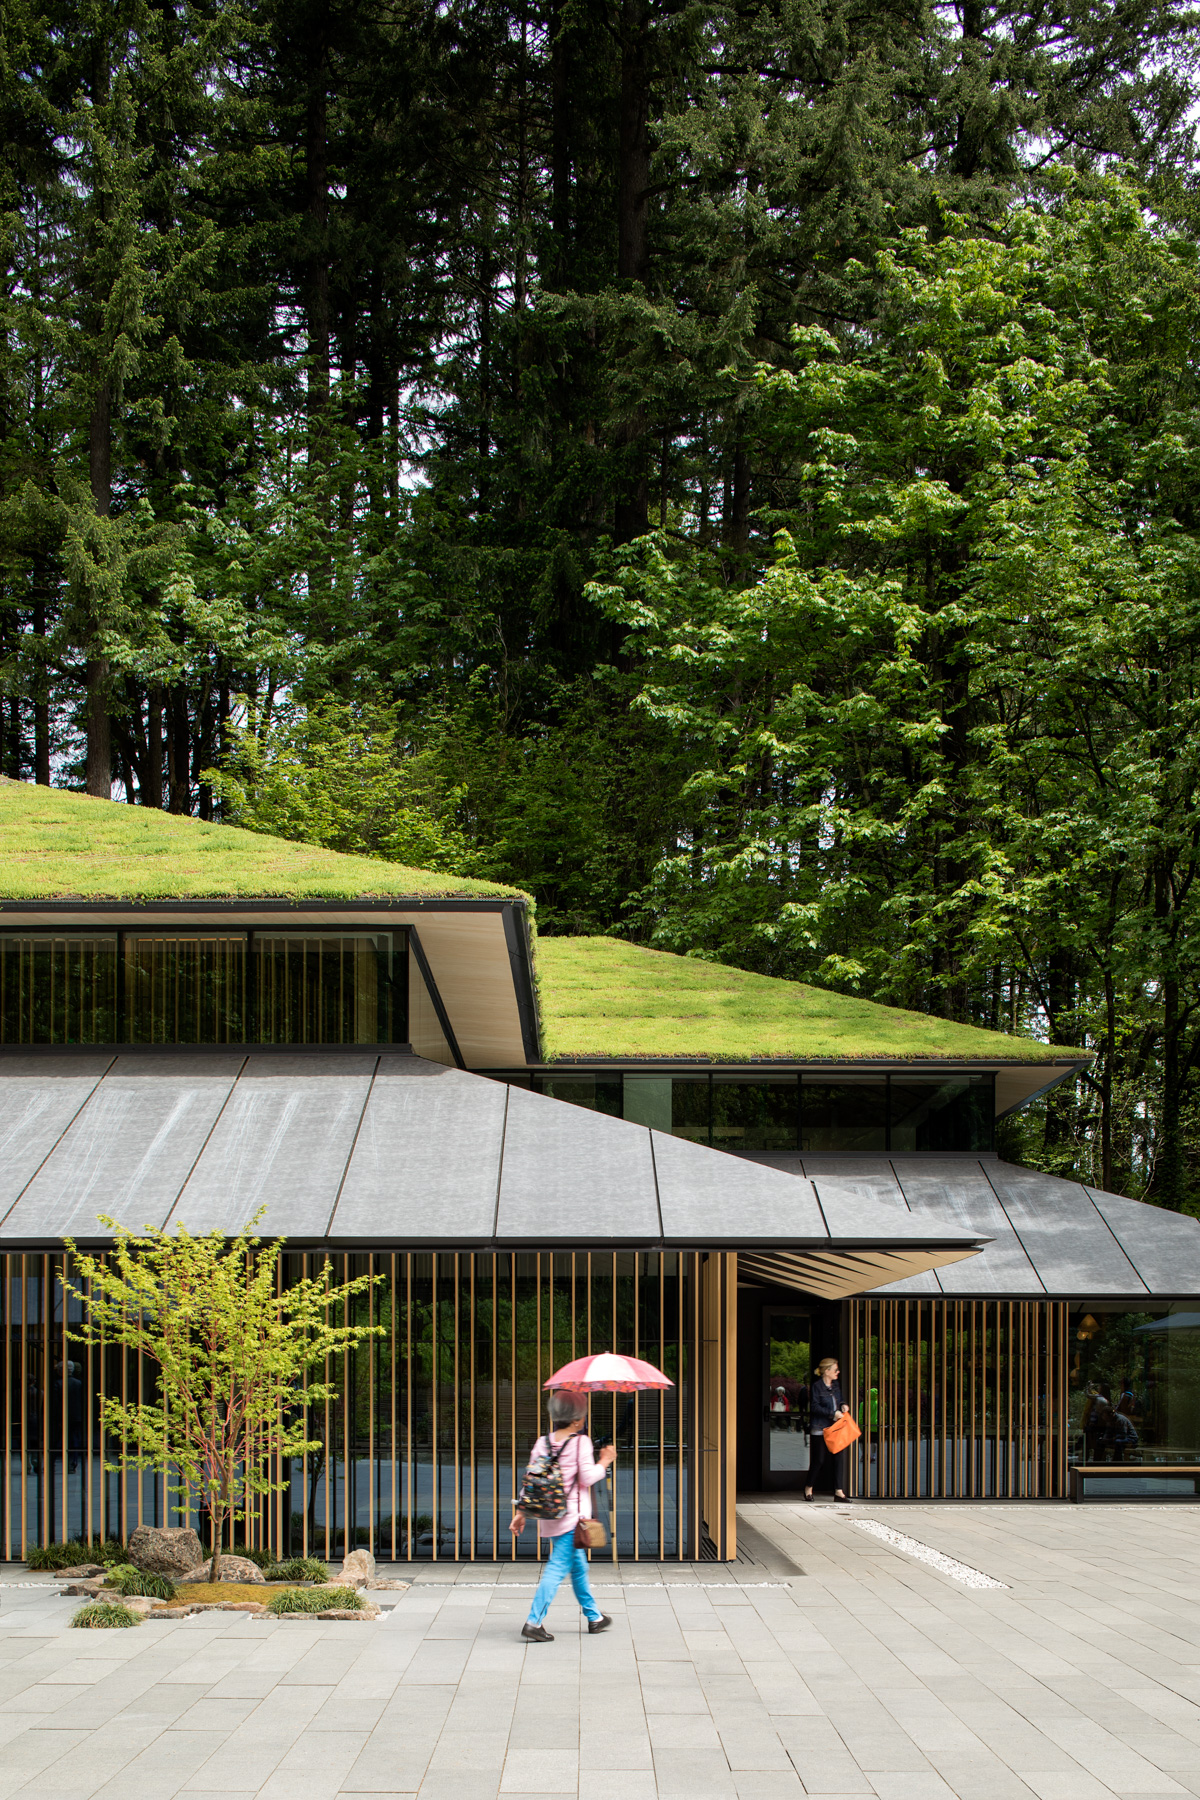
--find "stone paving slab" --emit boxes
[1,1507,1200,1796]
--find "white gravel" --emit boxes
[851,1517,1008,1588]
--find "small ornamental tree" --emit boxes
[63,1214,382,1583]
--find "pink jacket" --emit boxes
[526,1431,607,1538]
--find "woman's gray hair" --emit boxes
[547,1389,588,1426]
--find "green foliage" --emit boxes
[24,1538,125,1572]
[70,1601,140,1629]
[62,1212,384,1583]
[270,1557,330,1583]
[265,1584,365,1615]
[208,702,479,876]
[104,1566,175,1601]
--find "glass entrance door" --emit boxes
[763,1308,811,1489]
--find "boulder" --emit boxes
[127,1525,204,1577]
[121,1595,165,1616]
[367,1578,410,1591]
[61,1580,104,1597]
[335,1549,375,1587]
[57,1563,104,1579]
[318,1605,380,1620]
[177,1555,265,1585]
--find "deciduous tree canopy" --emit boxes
[3,0,1200,1202]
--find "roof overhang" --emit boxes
[0,898,540,1069]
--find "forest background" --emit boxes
[5,0,1200,1208]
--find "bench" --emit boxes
[1069,1464,1200,1501]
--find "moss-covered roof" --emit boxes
[536,936,1079,1063]
[0,781,524,902]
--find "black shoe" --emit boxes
[803,1490,814,1503]
[587,1614,612,1634]
[521,1622,554,1642]
[834,1491,851,1503]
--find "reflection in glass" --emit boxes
[622,1074,711,1141]
[0,935,117,1043]
[256,934,397,1045]
[127,935,247,1043]
[1068,1304,1200,1477]
[713,1076,799,1152]
[765,1309,810,1475]
[801,1080,888,1151]
[538,1075,622,1117]
[889,1075,993,1151]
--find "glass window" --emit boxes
[254,934,399,1045]
[126,934,248,1044]
[537,1074,622,1117]
[0,935,117,1043]
[407,942,453,1063]
[889,1074,994,1152]
[712,1075,799,1152]
[1069,1304,1200,1477]
[800,1078,887,1152]
[623,1074,710,1141]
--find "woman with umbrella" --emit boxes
[510,1353,673,1644]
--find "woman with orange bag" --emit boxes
[805,1357,852,1503]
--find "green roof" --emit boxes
[536,937,1078,1063]
[0,782,524,902]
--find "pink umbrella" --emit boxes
[543,1352,673,1392]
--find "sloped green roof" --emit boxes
[0,781,524,902]
[536,936,1078,1063]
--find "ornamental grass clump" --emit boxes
[104,1566,175,1601]
[71,1600,140,1629]
[270,1557,329,1583]
[27,1538,125,1571]
[266,1585,364,1615]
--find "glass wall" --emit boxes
[0,936,117,1044]
[483,1070,995,1154]
[1068,1304,1200,1483]
[1,1249,699,1563]
[0,930,408,1046]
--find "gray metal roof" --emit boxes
[0,1054,982,1286]
[740,1152,1200,1297]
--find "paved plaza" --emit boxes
[2,1502,1199,1799]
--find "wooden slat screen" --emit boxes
[847,1297,1069,1498]
[2,1250,715,1562]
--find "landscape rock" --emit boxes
[367,1578,410,1591]
[177,1556,265,1585]
[61,1580,104,1597]
[336,1549,375,1586]
[317,1605,380,1620]
[121,1595,165,1616]
[57,1564,104,1579]
[127,1525,204,1577]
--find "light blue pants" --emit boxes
[527,1532,603,1626]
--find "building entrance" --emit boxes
[763,1308,811,1490]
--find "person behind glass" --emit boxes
[511,1389,616,1642]
[804,1357,851,1503]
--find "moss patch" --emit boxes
[0,782,525,903]
[536,936,1080,1063]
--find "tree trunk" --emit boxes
[32,592,50,785]
[305,21,333,621]
[612,0,651,545]
[145,687,163,808]
[86,380,112,797]
[550,0,570,276]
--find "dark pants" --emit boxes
[808,1431,846,1492]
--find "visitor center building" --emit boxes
[3,782,1199,1565]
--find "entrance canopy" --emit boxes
[0,1052,984,1289]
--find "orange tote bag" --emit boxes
[823,1413,862,1454]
